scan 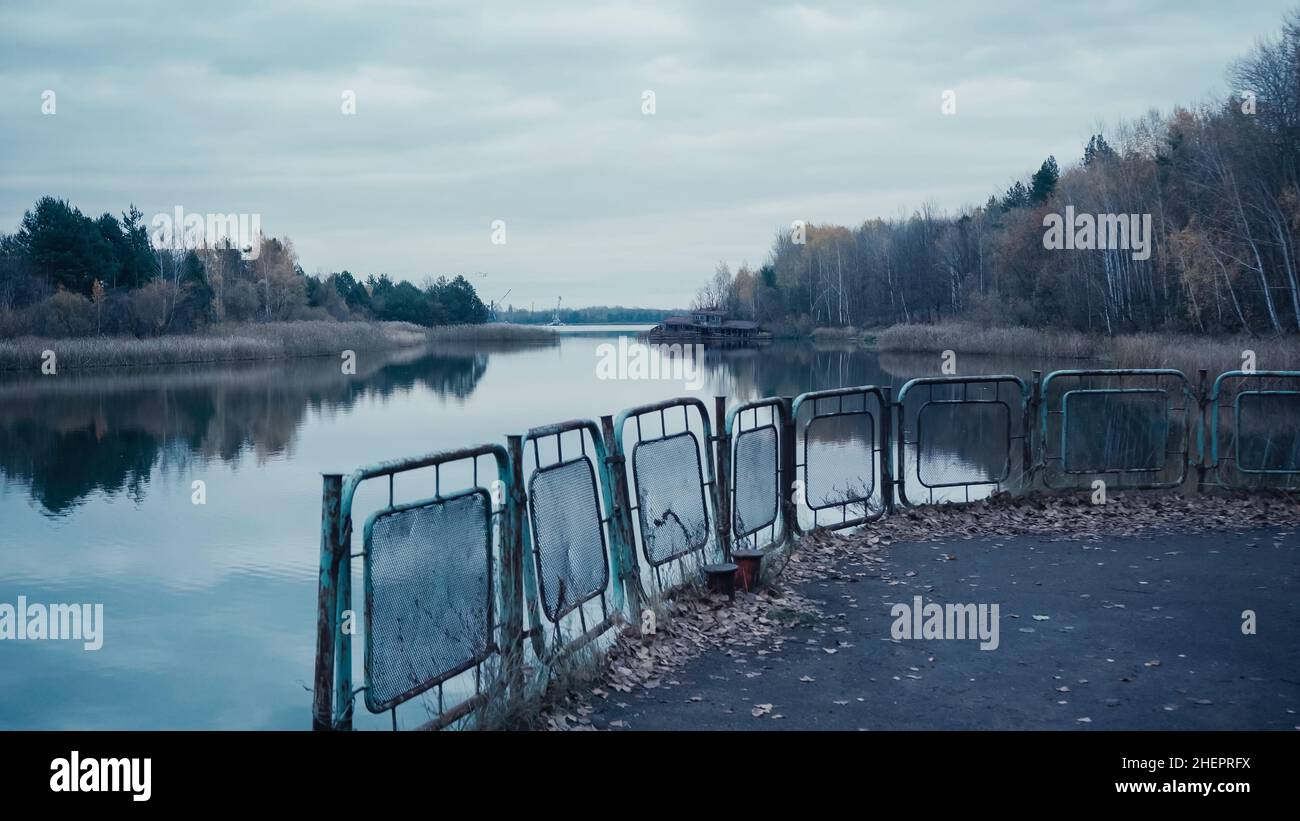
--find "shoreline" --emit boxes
[0,320,555,372]
[2,319,1293,375]
[784,321,1298,374]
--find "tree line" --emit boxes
[0,197,489,338]
[697,10,1300,338]
[509,305,676,324]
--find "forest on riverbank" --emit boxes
[695,10,1300,340]
[0,199,494,339]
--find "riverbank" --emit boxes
[0,320,554,371]
[870,322,1300,373]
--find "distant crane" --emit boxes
[488,289,511,322]
[548,296,565,326]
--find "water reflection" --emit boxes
[0,338,1041,519]
[0,345,495,516]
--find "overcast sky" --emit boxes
[1,1,1295,309]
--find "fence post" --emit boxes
[1196,368,1209,491]
[880,387,896,515]
[779,395,798,537]
[502,435,527,700]
[1026,370,1041,485]
[713,396,733,561]
[600,415,643,620]
[332,485,354,731]
[313,473,343,731]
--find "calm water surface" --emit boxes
[0,327,1110,728]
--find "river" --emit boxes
[0,325,1199,728]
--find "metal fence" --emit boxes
[791,386,892,529]
[1206,370,1300,490]
[313,366,1300,730]
[521,420,624,662]
[314,444,515,731]
[1041,369,1194,491]
[723,396,788,550]
[897,375,1029,506]
[615,398,721,594]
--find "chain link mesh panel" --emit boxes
[804,412,875,508]
[1042,370,1191,491]
[1237,393,1300,472]
[733,425,778,538]
[1062,390,1167,473]
[527,458,609,622]
[365,491,492,711]
[633,432,710,566]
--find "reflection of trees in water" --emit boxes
[701,341,895,400]
[0,347,490,514]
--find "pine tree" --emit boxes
[1030,156,1060,204]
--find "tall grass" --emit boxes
[0,320,554,371]
[425,323,556,342]
[1106,332,1300,373]
[875,321,1300,372]
[810,326,863,340]
[875,322,1095,359]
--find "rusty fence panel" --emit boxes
[611,397,722,595]
[318,443,517,731]
[1040,369,1194,491]
[789,385,892,530]
[519,418,633,665]
[723,396,790,551]
[896,375,1029,506]
[1207,370,1300,490]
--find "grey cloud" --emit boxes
[1,0,1294,307]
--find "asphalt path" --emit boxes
[594,527,1300,730]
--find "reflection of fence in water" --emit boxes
[897,376,1028,506]
[1042,370,1192,491]
[1210,371,1300,490]
[792,386,888,531]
